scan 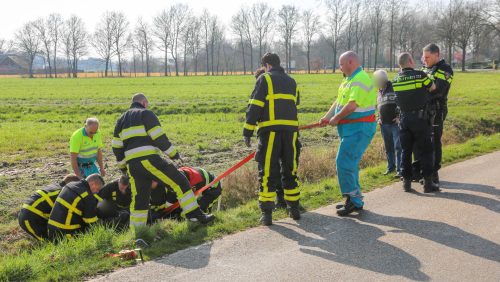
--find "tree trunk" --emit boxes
[307,44,311,74]
[241,40,246,75]
[461,45,466,71]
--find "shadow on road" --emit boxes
[270,212,431,281]
[440,181,500,197]
[414,189,500,214]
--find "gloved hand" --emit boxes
[171,152,184,165]
[243,136,252,148]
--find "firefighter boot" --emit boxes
[259,201,274,226]
[287,201,301,220]
[186,209,216,224]
[403,178,412,192]
[424,176,440,193]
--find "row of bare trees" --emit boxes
[1,0,499,78]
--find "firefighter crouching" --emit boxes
[112,93,214,235]
[393,52,439,193]
[243,53,301,226]
[96,175,132,230]
[18,174,80,241]
[47,174,105,240]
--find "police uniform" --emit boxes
[69,127,104,177]
[96,180,132,229]
[243,66,301,211]
[392,68,435,183]
[149,167,222,223]
[333,67,377,209]
[47,180,99,239]
[423,59,453,178]
[18,182,64,240]
[112,102,202,228]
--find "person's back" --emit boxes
[377,81,398,125]
[393,68,432,112]
[47,180,98,239]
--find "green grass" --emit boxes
[0,72,499,281]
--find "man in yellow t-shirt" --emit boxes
[70,117,106,178]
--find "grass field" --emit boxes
[0,72,499,281]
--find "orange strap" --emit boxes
[338,114,376,124]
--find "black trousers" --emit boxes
[18,209,48,241]
[256,131,301,203]
[127,155,199,227]
[412,110,445,175]
[399,113,434,179]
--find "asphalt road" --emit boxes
[93,151,500,282]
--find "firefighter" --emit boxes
[392,52,439,193]
[96,175,131,230]
[47,174,105,240]
[149,166,222,223]
[417,43,454,185]
[18,174,80,241]
[69,117,106,178]
[243,53,301,226]
[320,51,377,216]
[112,93,214,233]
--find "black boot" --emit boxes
[424,176,440,193]
[403,178,412,192]
[336,196,351,209]
[287,201,301,220]
[259,202,274,226]
[186,209,215,224]
[337,196,363,216]
[432,171,440,185]
[275,194,287,210]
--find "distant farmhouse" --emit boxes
[0,54,29,75]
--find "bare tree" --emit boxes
[301,10,321,73]
[134,18,154,76]
[368,1,385,71]
[232,9,248,74]
[325,0,348,72]
[456,1,483,71]
[153,9,173,76]
[63,15,87,78]
[182,16,196,76]
[201,9,214,75]
[48,13,63,77]
[189,18,202,74]
[387,0,402,71]
[436,0,462,65]
[250,3,273,61]
[15,21,41,78]
[111,12,129,77]
[92,12,115,77]
[278,5,300,72]
[168,4,190,76]
[0,38,5,53]
[209,17,223,75]
[34,18,53,77]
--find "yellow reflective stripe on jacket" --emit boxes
[147,126,164,140]
[264,74,276,121]
[248,99,265,107]
[94,194,103,202]
[244,123,256,130]
[48,219,81,230]
[56,197,83,217]
[82,216,98,224]
[65,192,87,226]
[22,204,50,219]
[112,137,124,148]
[124,145,158,161]
[120,125,148,140]
[258,120,299,128]
[266,93,297,102]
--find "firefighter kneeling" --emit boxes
[96,175,132,231]
[149,166,222,223]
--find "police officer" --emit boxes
[96,175,132,230]
[47,174,105,240]
[421,43,454,185]
[69,118,106,178]
[320,51,377,216]
[112,93,214,232]
[392,52,439,193]
[243,53,301,225]
[18,174,80,240]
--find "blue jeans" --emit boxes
[380,123,402,173]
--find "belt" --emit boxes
[78,162,94,167]
[338,114,376,124]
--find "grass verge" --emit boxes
[0,133,498,281]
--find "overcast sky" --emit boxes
[1,0,323,40]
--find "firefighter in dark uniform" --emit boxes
[149,166,222,223]
[96,175,131,230]
[393,52,439,193]
[47,174,105,240]
[421,43,454,184]
[243,53,301,226]
[18,174,80,240]
[112,93,214,232]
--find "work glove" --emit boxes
[243,136,252,148]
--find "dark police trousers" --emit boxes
[256,131,301,204]
[399,112,434,179]
[412,109,445,175]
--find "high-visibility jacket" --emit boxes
[22,182,64,220]
[392,68,434,112]
[112,102,178,169]
[422,59,453,112]
[243,66,299,137]
[69,127,104,163]
[47,180,98,231]
[97,180,132,209]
